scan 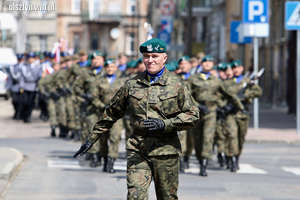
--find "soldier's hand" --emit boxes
[73,141,93,158]
[198,105,209,115]
[143,118,165,132]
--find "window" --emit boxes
[126,32,135,55]
[91,32,99,50]
[89,0,100,19]
[72,0,81,14]
[73,33,80,53]
[127,0,136,15]
[40,35,47,52]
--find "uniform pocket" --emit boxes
[158,91,180,116]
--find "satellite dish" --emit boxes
[110,28,120,40]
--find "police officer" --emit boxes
[19,52,41,123]
[75,38,199,200]
[6,53,24,120]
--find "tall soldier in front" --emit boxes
[74,38,199,200]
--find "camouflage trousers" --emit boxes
[215,119,226,153]
[178,129,194,157]
[236,115,250,155]
[98,119,123,158]
[127,150,179,200]
[65,95,77,130]
[48,99,58,126]
[57,97,67,127]
[193,111,217,160]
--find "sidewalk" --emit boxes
[246,107,300,143]
[0,148,23,199]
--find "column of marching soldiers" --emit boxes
[6,50,262,176]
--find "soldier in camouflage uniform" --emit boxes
[175,56,194,172]
[39,62,61,137]
[88,58,125,172]
[215,62,241,172]
[189,55,244,176]
[231,60,262,169]
[73,51,105,163]
[75,38,199,200]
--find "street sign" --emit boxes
[243,0,268,23]
[230,21,252,44]
[243,0,269,37]
[285,2,300,134]
[285,1,300,30]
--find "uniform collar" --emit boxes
[137,68,168,86]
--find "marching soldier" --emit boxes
[189,55,244,176]
[75,38,199,199]
[231,60,263,168]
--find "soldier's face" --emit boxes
[179,60,192,73]
[105,63,117,75]
[233,66,244,76]
[137,63,146,72]
[226,68,234,79]
[143,53,167,74]
[219,71,227,80]
[202,61,214,72]
[92,56,104,67]
[80,55,88,62]
[53,64,60,71]
[119,56,127,65]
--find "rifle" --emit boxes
[73,135,101,158]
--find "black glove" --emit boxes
[73,141,93,158]
[143,118,165,132]
[198,104,209,115]
[65,87,72,95]
[82,93,93,102]
[50,92,60,101]
[222,104,234,114]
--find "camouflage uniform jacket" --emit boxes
[189,73,244,112]
[227,77,262,118]
[88,69,199,156]
[89,74,126,114]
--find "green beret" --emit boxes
[231,60,242,68]
[104,58,115,66]
[201,55,214,63]
[127,60,138,69]
[217,62,227,71]
[177,56,190,64]
[139,38,167,53]
[136,57,143,64]
[165,61,178,72]
[89,50,104,60]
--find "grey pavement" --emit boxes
[1,99,300,199]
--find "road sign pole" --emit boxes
[297,30,300,134]
[253,37,259,129]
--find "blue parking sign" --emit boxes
[243,0,268,23]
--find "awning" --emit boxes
[0,13,17,33]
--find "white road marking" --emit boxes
[237,164,267,174]
[47,159,127,171]
[282,167,300,176]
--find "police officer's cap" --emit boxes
[177,56,190,64]
[139,38,167,53]
[201,55,214,63]
[49,53,56,59]
[231,60,242,68]
[104,58,115,66]
[16,53,24,60]
[26,52,36,58]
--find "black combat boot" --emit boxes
[217,153,225,168]
[235,155,240,170]
[59,125,68,138]
[103,156,108,172]
[179,157,185,173]
[50,125,56,137]
[199,158,208,177]
[183,156,190,169]
[85,152,93,161]
[225,155,230,169]
[90,153,101,168]
[228,156,237,172]
[71,130,81,142]
[106,156,116,173]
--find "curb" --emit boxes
[0,148,24,180]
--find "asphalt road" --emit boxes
[1,99,300,200]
